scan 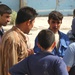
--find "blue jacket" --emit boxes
[0,28,4,37]
[34,30,70,57]
[9,52,68,75]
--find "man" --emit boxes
[73,9,75,18]
[0,4,12,38]
[67,18,75,43]
[0,4,12,75]
[0,4,12,46]
[9,29,68,75]
[63,42,75,75]
[1,6,38,75]
[34,11,70,57]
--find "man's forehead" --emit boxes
[2,13,11,16]
[50,19,62,21]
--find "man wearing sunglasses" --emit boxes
[34,11,70,58]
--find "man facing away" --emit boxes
[1,6,38,75]
[9,29,68,75]
[73,9,75,18]
[0,4,12,75]
[34,11,70,57]
[67,18,75,43]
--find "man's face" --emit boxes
[0,13,11,26]
[26,19,35,34]
[48,19,62,33]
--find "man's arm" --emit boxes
[55,58,68,75]
[1,38,19,75]
[63,43,75,72]
[8,72,11,75]
[67,66,71,72]
[9,58,28,75]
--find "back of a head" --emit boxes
[73,9,75,18]
[16,6,38,24]
[71,18,75,34]
[48,10,63,21]
[0,4,12,15]
[38,29,55,50]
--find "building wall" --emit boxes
[0,0,75,16]
[25,0,75,16]
[0,0,19,12]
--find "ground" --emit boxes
[3,16,73,48]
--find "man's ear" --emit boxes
[48,19,50,24]
[37,43,44,50]
[37,43,41,48]
[25,20,31,26]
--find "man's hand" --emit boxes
[27,49,34,56]
[8,72,11,75]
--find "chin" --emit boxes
[3,24,7,26]
[24,31,29,34]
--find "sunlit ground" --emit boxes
[3,16,73,48]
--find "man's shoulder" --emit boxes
[59,31,69,38]
[65,43,75,54]
[67,30,72,34]
[2,29,20,42]
[5,30,18,37]
[59,31,66,35]
[69,42,75,48]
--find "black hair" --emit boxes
[38,29,55,50]
[16,6,38,24]
[48,11,63,21]
[73,9,75,18]
[0,4,12,15]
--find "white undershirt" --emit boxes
[55,32,60,50]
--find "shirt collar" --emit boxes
[48,28,68,48]
[58,31,68,48]
[0,27,4,33]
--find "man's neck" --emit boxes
[0,26,3,30]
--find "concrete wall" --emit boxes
[25,0,75,16]
[0,0,19,12]
[0,0,75,16]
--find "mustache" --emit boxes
[53,27,58,29]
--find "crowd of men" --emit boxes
[0,4,75,75]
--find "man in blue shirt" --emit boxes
[34,11,70,57]
[9,29,68,75]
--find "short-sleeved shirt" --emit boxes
[9,52,68,75]
[34,30,70,57]
[63,42,75,67]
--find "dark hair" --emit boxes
[71,18,75,34]
[48,11,63,21]
[38,29,55,50]
[73,9,75,18]
[0,4,12,15]
[16,6,38,24]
